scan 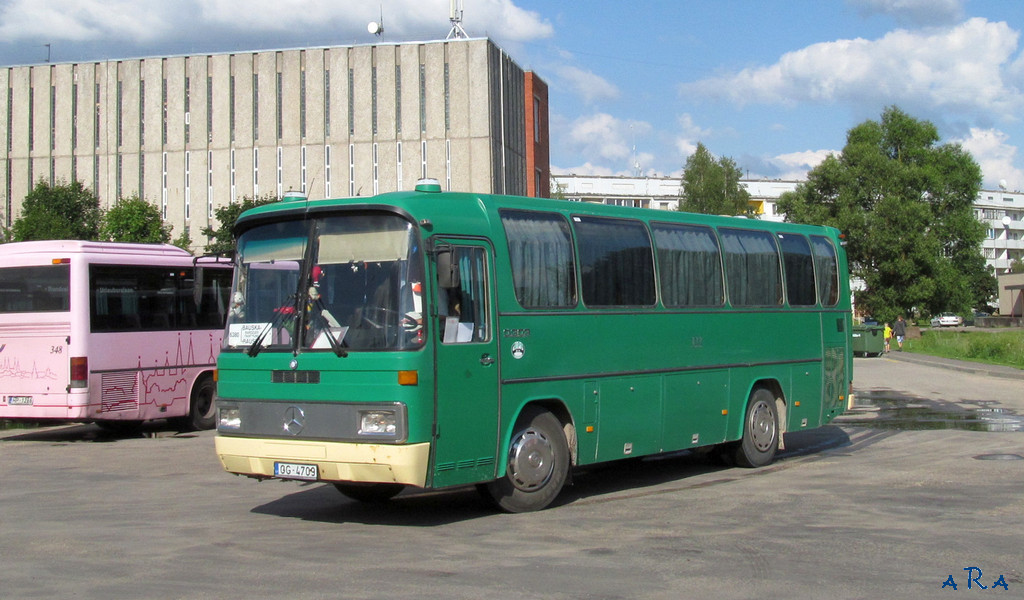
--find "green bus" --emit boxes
[214,180,852,512]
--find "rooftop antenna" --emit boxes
[447,0,468,39]
[367,5,384,38]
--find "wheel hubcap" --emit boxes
[749,400,777,452]
[507,428,554,491]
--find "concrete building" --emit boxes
[552,174,1024,279]
[0,38,550,244]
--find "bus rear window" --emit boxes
[0,264,71,313]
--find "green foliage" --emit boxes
[777,106,992,323]
[201,193,278,255]
[679,143,752,216]
[172,226,193,252]
[907,329,1024,370]
[99,194,171,244]
[10,180,102,241]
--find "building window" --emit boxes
[184,76,191,144]
[161,151,168,219]
[276,71,282,140]
[50,84,56,151]
[371,66,377,136]
[348,68,354,136]
[28,86,34,152]
[138,79,145,147]
[395,65,401,135]
[372,142,379,195]
[253,147,259,195]
[207,75,213,144]
[300,67,306,139]
[208,150,214,218]
[421,140,427,179]
[185,150,191,220]
[324,69,330,138]
[252,73,259,141]
[324,144,332,197]
[419,64,426,133]
[95,81,101,150]
[301,145,307,194]
[229,74,235,143]
[230,148,236,202]
[348,143,354,196]
[276,146,283,198]
[445,140,451,190]
[396,142,402,189]
[71,82,78,150]
[444,62,450,132]
[161,77,167,146]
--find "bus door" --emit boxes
[430,240,500,488]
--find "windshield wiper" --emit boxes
[247,293,298,357]
[309,295,348,357]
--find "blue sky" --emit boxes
[2,0,1022,190]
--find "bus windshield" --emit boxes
[226,213,425,353]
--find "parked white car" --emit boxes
[930,313,963,327]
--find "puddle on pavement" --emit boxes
[839,391,1024,432]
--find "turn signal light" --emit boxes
[398,370,418,386]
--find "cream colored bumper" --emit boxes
[215,436,431,487]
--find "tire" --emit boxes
[733,387,780,468]
[334,483,405,503]
[176,376,216,431]
[485,408,569,513]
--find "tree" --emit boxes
[99,194,171,244]
[172,226,193,252]
[10,180,102,241]
[201,193,278,255]
[678,143,752,216]
[777,106,994,322]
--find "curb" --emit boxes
[877,351,1024,381]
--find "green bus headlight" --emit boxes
[219,407,241,430]
[359,410,398,435]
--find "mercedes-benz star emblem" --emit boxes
[283,406,306,435]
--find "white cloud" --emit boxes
[0,0,553,46]
[553,65,619,104]
[679,18,1023,120]
[675,114,713,159]
[847,0,964,26]
[0,0,178,42]
[563,112,651,166]
[769,149,836,180]
[954,128,1024,192]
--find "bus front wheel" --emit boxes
[485,408,569,513]
[734,387,780,468]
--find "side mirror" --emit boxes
[436,247,461,289]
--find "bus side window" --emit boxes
[438,246,489,344]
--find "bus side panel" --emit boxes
[661,370,730,451]
[87,330,221,421]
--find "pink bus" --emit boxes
[0,241,232,431]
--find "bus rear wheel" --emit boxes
[334,483,405,503]
[485,408,569,513]
[734,387,780,468]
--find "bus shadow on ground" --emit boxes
[249,425,851,526]
[0,421,200,443]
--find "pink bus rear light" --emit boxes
[70,357,88,388]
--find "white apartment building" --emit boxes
[552,174,1024,277]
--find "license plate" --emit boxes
[274,462,318,481]
[7,396,32,406]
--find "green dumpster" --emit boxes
[851,325,884,357]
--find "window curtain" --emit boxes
[720,229,782,306]
[501,211,576,308]
[653,223,724,307]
